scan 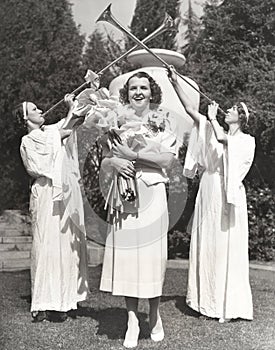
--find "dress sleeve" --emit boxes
[238,136,256,182]
[224,134,255,206]
[183,114,213,178]
[20,128,62,182]
[159,130,177,154]
[44,119,65,130]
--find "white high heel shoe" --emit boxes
[123,337,139,349]
[123,321,140,348]
[151,328,164,342]
[219,317,232,323]
[150,317,164,342]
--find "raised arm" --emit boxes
[168,66,227,144]
[57,93,86,140]
[57,93,84,132]
[207,102,228,144]
[168,66,202,125]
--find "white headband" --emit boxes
[240,102,249,121]
[22,101,28,120]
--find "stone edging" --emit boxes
[167,259,275,272]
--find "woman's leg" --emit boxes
[123,297,140,348]
[149,296,164,341]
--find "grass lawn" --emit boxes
[0,265,274,350]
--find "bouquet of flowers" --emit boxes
[73,70,169,220]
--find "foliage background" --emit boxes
[0,0,274,261]
[0,0,85,210]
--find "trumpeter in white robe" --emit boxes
[184,115,255,320]
[20,123,89,313]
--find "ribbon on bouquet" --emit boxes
[104,172,139,222]
[118,175,138,202]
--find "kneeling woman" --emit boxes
[14,95,89,322]
[99,72,176,348]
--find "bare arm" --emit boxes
[207,102,228,144]
[59,94,75,128]
[168,66,202,125]
[135,151,174,169]
[61,93,84,130]
[101,156,135,179]
[168,66,227,145]
[112,140,174,169]
[58,93,85,140]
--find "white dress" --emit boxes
[100,129,176,298]
[20,125,89,312]
[183,116,255,320]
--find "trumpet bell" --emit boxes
[162,12,177,33]
[96,3,112,23]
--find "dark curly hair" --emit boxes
[119,71,162,108]
[13,102,28,133]
[219,103,252,135]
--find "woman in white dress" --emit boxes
[14,95,89,322]
[99,72,176,348]
[168,67,255,322]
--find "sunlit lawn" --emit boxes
[0,265,274,350]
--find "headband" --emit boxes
[240,102,249,121]
[22,101,28,120]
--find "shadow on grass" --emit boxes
[161,295,201,318]
[21,295,31,305]
[76,306,149,340]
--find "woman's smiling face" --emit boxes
[128,77,152,114]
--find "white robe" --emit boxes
[20,125,89,312]
[183,116,255,320]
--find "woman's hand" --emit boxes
[64,93,75,110]
[112,139,137,161]
[111,157,135,178]
[167,65,178,85]
[208,101,219,120]
[84,69,100,89]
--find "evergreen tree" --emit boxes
[0,0,85,211]
[82,29,124,88]
[180,0,201,55]
[129,0,180,50]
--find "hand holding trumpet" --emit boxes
[166,65,178,84]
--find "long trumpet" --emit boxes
[42,12,176,118]
[97,3,226,115]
